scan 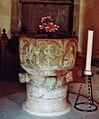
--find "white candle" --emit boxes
[84,30,94,75]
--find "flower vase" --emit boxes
[47,32,53,38]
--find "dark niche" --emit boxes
[19,0,74,37]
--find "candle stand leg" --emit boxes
[74,75,98,112]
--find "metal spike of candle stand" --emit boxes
[74,70,98,112]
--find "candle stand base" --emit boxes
[74,74,98,112]
[84,70,92,75]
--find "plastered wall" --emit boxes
[78,0,99,58]
[0,0,11,38]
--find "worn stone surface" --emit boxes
[19,36,77,116]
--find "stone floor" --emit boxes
[0,92,99,119]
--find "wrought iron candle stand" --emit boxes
[74,70,98,112]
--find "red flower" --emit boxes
[39,16,59,33]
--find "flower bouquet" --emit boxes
[39,16,59,38]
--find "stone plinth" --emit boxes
[19,35,77,116]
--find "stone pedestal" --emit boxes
[19,35,77,116]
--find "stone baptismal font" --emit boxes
[19,35,77,116]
